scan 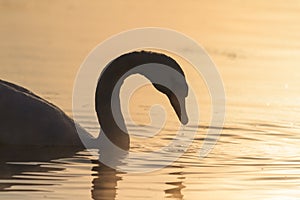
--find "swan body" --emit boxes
[0,79,87,146]
[0,51,188,150]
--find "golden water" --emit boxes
[1,0,300,199]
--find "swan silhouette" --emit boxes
[0,51,188,150]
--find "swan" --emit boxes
[0,51,188,150]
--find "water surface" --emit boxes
[1,0,300,199]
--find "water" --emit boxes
[1,0,300,199]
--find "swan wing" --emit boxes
[0,79,83,146]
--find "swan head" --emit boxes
[153,83,188,125]
[135,51,189,125]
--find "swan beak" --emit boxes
[169,93,189,125]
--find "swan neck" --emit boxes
[95,52,185,151]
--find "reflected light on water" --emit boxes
[1,0,300,199]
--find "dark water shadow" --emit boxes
[0,146,123,200]
[0,146,188,200]
[90,159,122,200]
[165,167,186,199]
[0,146,81,191]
